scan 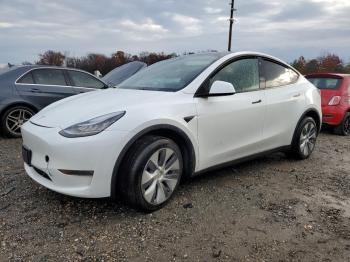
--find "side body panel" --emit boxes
[195,90,266,171]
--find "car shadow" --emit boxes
[37,151,292,217]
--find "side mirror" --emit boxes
[208,81,236,96]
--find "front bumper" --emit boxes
[21,122,129,198]
[321,105,345,126]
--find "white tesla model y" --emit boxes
[21,52,322,211]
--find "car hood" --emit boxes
[30,88,174,129]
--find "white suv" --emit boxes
[21,52,322,211]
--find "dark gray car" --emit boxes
[0,62,147,138]
[0,65,108,138]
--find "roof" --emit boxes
[305,73,350,78]
[16,64,86,71]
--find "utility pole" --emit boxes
[228,0,236,52]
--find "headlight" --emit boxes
[59,111,125,138]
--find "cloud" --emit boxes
[0,22,15,28]
[170,13,203,35]
[120,18,168,33]
[0,0,349,64]
[204,7,223,14]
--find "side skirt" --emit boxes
[193,146,291,176]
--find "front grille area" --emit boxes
[33,166,52,181]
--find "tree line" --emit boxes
[35,50,176,75]
[32,50,350,75]
[291,54,350,74]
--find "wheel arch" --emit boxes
[110,124,196,199]
[0,101,39,120]
[291,108,321,144]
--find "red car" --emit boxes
[305,73,350,135]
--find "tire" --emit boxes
[289,117,318,160]
[334,112,350,136]
[1,106,35,138]
[118,136,183,212]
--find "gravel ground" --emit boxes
[0,132,349,261]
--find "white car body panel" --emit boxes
[196,90,266,170]
[21,51,322,198]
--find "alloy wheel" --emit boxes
[5,108,33,136]
[141,147,180,205]
[299,121,317,157]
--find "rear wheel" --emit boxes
[118,136,183,212]
[334,112,350,136]
[289,117,318,159]
[1,106,34,138]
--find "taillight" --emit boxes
[328,96,341,106]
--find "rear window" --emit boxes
[67,70,105,88]
[307,77,341,89]
[262,60,299,88]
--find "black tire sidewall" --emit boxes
[341,113,350,136]
[292,117,317,160]
[1,106,34,138]
[122,136,183,212]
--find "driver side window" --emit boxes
[210,58,260,93]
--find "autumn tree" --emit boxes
[138,52,176,65]
[345,62,350,74]
[66,54,109,74]
[291,56,306,74]
[303,59,319,74]
[36,50,65,66]
[318,53,344,73]
[111,51,131,66]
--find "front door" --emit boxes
[196,57,266,170]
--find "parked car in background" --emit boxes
[21,52,321,211]
[306,73,350,135]
[0,63,145,138]
[102,61,147,86]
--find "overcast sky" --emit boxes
[0,0,350,65]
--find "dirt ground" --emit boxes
[0,132,349,261]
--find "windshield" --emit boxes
[102,61,147,86]
[118,53,224,92]
[307,77,342,89]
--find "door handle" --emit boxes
[293,93,301,98]
[252,99,262,104]
[30,88,42,93]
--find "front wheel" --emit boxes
[289,117,318,160]
[334,112,350,136]
[118,136,183,212]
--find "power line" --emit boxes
[228,0,236,52]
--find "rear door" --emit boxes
[65,69,106,94]
[260,58,304,149]
[16,68,76,108]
